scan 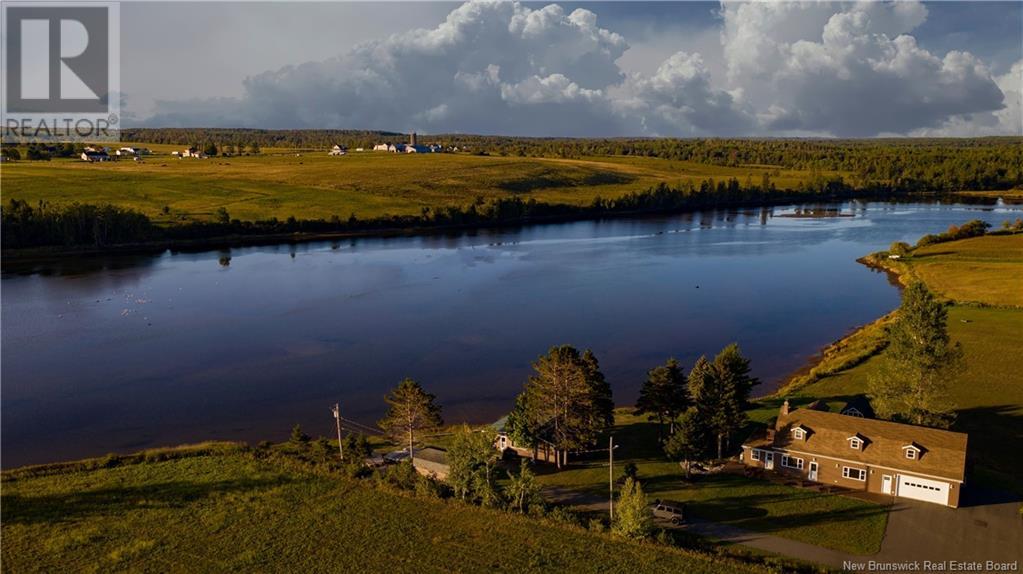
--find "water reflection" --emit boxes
[1,200,1018,467]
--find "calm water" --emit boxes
[2,200,1018,467]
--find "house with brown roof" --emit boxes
[741,400,968,507]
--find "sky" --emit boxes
[119,1,1023,137]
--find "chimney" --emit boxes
[780,399,790,417]
[410,132,417,146]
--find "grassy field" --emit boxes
[885,234,1023,307]
[0,151,840,224]
[536,410,888,555]
[777,234,1023,493]
[0,449,770,574]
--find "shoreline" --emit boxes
[772,254,904,398]
[0,194,866,264]
[2,190,1011,267]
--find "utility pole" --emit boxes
[331,403,344,462]
[609,434,615,522]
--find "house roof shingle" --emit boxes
[758,408,968,482]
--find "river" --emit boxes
[2,200,1018,467]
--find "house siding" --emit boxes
[741,446,961,507]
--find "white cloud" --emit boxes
[720,0,1010,136]
[139,0,1019,138]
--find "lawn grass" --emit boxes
[778,234,1023,493]
[536,410,888,555]
[791,306,1023,492]
[0,151,840,224]
[892,234,1023,307]
[0,450,767,574]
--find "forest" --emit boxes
[0,176,867,250]
[112,129,1023,192]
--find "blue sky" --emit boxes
[122,1,1022,137]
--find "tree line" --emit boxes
[106,130,1023,192]
[0,174,904,251]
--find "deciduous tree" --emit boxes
[447,425,503,507]
[869,282,962,428]
[612,477,651,539]
[506,459,543,514]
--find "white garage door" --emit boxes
[897,475,949,505]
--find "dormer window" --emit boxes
[847,434,865,450]
[791,425,810,441]
[903,444,922,460]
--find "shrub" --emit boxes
[289,424,310,449]
[612,477,652,539]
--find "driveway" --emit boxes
[871,489,1023,571]
[544,484,1023,572]
[686,517,852,568]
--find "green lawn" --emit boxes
[1,450,767,574]
[894,234,1023,307]
[536,411,888,555]
[0,151,839,224]
[779,234,1023,493]
[791,306,1023,492]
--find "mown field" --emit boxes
[887,234,1023,307]
[536,411,888,555]
[0,150,841,224]
[776,234,1023,493]
[0,449,768,574]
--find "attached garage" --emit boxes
[897,475,950,505]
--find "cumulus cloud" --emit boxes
[140,0,1020,138]
[720,0,1009,136]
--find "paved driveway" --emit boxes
[870,490,1023,571]
[544,484,1022,572]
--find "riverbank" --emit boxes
[3,190,1011,266]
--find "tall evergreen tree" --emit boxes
[520,345,612,468]
[712,343,758,452]
[635,358,689,438]
[582,349,615,433]
[869,282,962,428]
[378,378,443,464]
[687,356,730,460]
[663,408,708,479]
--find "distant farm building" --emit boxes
[179,147,206,159]
[117,146,150,157]
[80,148,110,162]
[372,133,442,154]
[329,144,347,156]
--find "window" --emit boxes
[905,449,917,460]
[781,455,804,470]
[750,449,761,461]
[792,428,805,440]
[842,467,866,481]
[849,437,863,450]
